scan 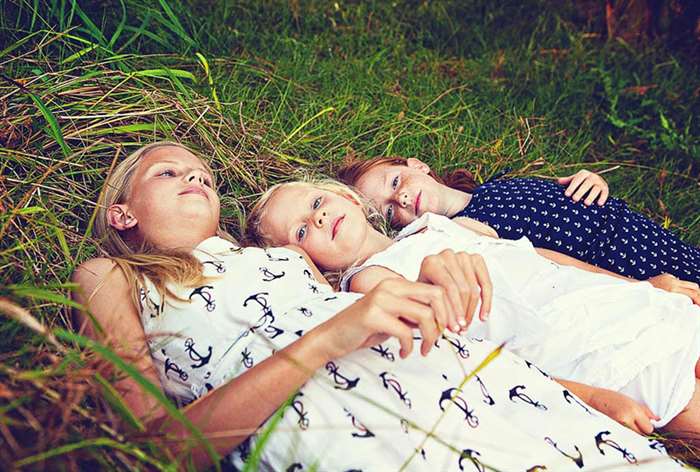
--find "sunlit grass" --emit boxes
[1,0,698,468]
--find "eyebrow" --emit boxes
[146,160,211,174]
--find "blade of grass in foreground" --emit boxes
[13,437,169,470]
[28,92,71,158]
[242,392,295,472]
[55,329,222,471]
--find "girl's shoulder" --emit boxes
[72,257,127,298]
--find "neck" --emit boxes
[353,227,393,266]
[136,226,216,253]
[440,184,472,217]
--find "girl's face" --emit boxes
[354,158,447,227]
[111,146,221,248]
[259,185,371,271]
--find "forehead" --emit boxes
[138,146,206,173]
[355,163,397,191]
[261,185,315,241]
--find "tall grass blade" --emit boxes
[55,329,222,471]
[28,92,71,158]
[157,0,196,48]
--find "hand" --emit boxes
[647,273,700,306]
[588,387,659,435]
[416,249,493,332]
[558,169,609,206]
[453,217,499,238]
[320,278,450,360]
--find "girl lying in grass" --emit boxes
[247,178,700,440]
[338,156,700,285]
[73,142,684,470]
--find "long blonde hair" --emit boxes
[93,141,236,308]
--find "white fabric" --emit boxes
[139,236,685,470]
[341,213,700,427]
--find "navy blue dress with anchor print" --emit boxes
[454,177,700,283]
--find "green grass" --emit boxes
[1,0,698,468]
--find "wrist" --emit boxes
[298,322,343,367]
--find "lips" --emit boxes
[331,215,345,240]
[414,191,422,215]
[179,186,208,199]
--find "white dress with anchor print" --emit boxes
[139,236,685,471]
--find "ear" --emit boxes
[107,204,138,231]
[406,157,431,174]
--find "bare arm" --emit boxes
[73,259,453,469]
[72,258,335,469]
[555,378,658,435]
[535,248,700,304]
[535,248,631,281]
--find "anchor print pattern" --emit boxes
[142,239,685,471]
[458,449,485,472]
[379,372,412,408]
[370,344,395,361]
[184,338,212,368]
[475,376,494,406]
[439,387,479,428]
[189,285,216,312]
[162,349,188,381]
[595,431,636,464]
[292,392,310,430]
[326,361,360,390]
[544,437,584,469]
[441,333,470,359]
[139,287,162,318]
[202,260,226,273]
[265,250,289,262]
[244,292,284,339]
[241,348,254,368]
[563,389,592,414]
[525,359,551,379]
[454,177,700,283]
[259,266,285,281]
[509,385,547,410]
[344,408,375,438]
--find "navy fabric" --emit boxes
[454,177,700,283]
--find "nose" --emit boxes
[397,190,410,208]
[312,207,327,227]
[186,169,205,185]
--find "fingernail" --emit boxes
[458,319,467,327]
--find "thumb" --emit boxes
[636,416,655,435]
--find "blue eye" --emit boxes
[386,205,394,222]
[312,196,322,209]
[391,176,399,189]
[297,225,307,242]
[159,169,176,177]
